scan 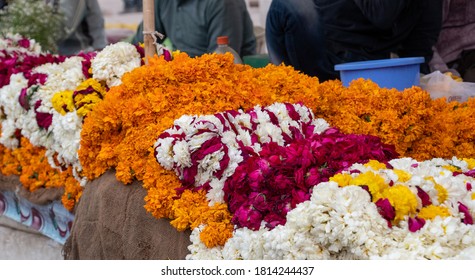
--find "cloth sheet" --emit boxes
[63,170,191,260]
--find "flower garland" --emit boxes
[0,136,81,211]
[154,102,329,204]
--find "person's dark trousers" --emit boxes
[0,0,7,9]
[265,0,335,81]
[458,49,475,83]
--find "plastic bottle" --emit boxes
[213,36,243,64]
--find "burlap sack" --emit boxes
[63,170,191,260]
[0,174,63,205]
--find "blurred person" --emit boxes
[56,0,108,56]
[0,0,7,9]
[131,0,257,58]
[122,0,142,14]
[266,0,443,82]
[429,0,475,82]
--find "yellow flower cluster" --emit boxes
[330,161,451,225]
[52,78,107,117]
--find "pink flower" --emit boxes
[416,186,432,207]
[232,205,263,230]
[375,198,395,225]
[249,192,267,212]
[408,216,426,232]
[19,88,30,110]
[163,49,172,62]
[458,202,474,225]
[77,52,97,79]
[34,100,52,129]
[18,38,31,48]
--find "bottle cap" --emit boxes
[217,36,229,45]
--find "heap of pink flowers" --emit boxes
[223,127,399,230]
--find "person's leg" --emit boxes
[458,49,475,82]
[265,0,334,81]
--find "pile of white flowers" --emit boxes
[187,157,475,260]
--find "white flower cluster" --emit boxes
[154,103,330,205]
[91,42,142,88]
[187,157,475,260]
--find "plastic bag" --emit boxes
[420,71,475,102]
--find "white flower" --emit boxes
[173,140,192,168]
[153,137,175,170]
[91,42,142,88]
[312,118,330,134]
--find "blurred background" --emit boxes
[100,0,271,54]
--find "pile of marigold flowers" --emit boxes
[78,52,475,254]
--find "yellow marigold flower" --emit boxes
[351,171,388,201]
[463,158,475,170]
[73,79,107,117]
[330,173,353,187]
[442,164,460,173]
[51,90,74,115]
[76,94,103,117]
[200,222,234,248]
[418,205,451,220]
[364,160,387,171]
[75,78,106,97]
[426,176,449,204]
[393,169,411,182]
[382,185,418,222]
[170,190,209,231]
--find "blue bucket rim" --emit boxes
[334,57,424,71]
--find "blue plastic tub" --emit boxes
[334,57,424,91]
